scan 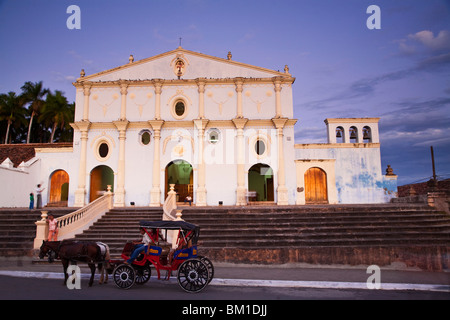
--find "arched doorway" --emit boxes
[248,163,274,202]
[305,167,328,204]
[48,170,69,206]
[89,165,114,202]
[165,160,193,203]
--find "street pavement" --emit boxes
[1,256,449,293]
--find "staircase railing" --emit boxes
[33,189,114,249]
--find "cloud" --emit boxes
[67,50,94,66]
[300,50,450,113]
[380,97,450,134]
[50,71,76,85]
[408,30,450,52]
[396,30,450,56]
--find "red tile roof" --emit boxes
[0,143,72,167]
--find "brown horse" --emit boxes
[39,240,111,287]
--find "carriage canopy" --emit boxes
[139,220,200,245]
[139,220,199,231]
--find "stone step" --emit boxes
[77,223,450,236]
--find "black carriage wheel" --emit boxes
[135,265,151,285]
[177,259,209,293]
[113,264,136,289]
[198,256,214,284]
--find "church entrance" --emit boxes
[304,167,328,204]
[165,160,193,203]
[48,170,69,206]
[248,163,274,202]
[89,165,114,202]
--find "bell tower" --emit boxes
[325,118,380,144]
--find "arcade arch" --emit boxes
[248,163,274,202]
[165,160,193,203]
[48,170,69,206]
[89,165,114,202]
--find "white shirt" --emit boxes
[142,233,151,245]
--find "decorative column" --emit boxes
[232,118,248,205]
[273,77,283,118]
[82,82,92,121]
[194,119,209,206]
[119,80,128,120]
[272,118,289,205]
[234,78,244,118]
[196,78,206,119]
[152,79,163,120]
[149,120,164,206]
[113,120,130,207]
[74,121,91,207]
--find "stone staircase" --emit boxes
[0,208,75,256]
[73,203,450,271]
[1,204,449,270]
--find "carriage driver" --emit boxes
[125,227,157,265]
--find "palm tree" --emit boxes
[39,90,72,143]
[21,81,49,144]
[0,92,27,144]
[57,101,75,142]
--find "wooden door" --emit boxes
[49,170,69,205]
[305,167,328,204]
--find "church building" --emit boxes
[0,47,397,208]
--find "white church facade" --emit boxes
[0,47,397,208]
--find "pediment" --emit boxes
[77,48,291,83]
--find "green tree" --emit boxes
[39,90,72,143]
[21,81,49,144]
[0,92,27,144]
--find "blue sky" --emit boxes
[0,0,449,186]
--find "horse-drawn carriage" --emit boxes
[110,220,214,293]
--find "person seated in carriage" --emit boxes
[125,227,157,265]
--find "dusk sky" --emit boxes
[0,0,449,186]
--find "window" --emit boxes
[255,140,266,156]
[363,126,372,143]
[349,126,358,143]
[139,130,151,145]
[171,99,188,120]
[99,143,109,158]
[336,126,344,143]
[94,139,112,162]
[175,101,185,117]
[208,129,220,144]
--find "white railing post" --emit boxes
[33,211,48,249]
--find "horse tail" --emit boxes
[104,243,111,269]
[96,242,111,270]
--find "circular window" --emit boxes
[255,140,265,156]
[171,99,189,120]
[99,143,109,158]
[175,101,185,117]
[140,130,151,145]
